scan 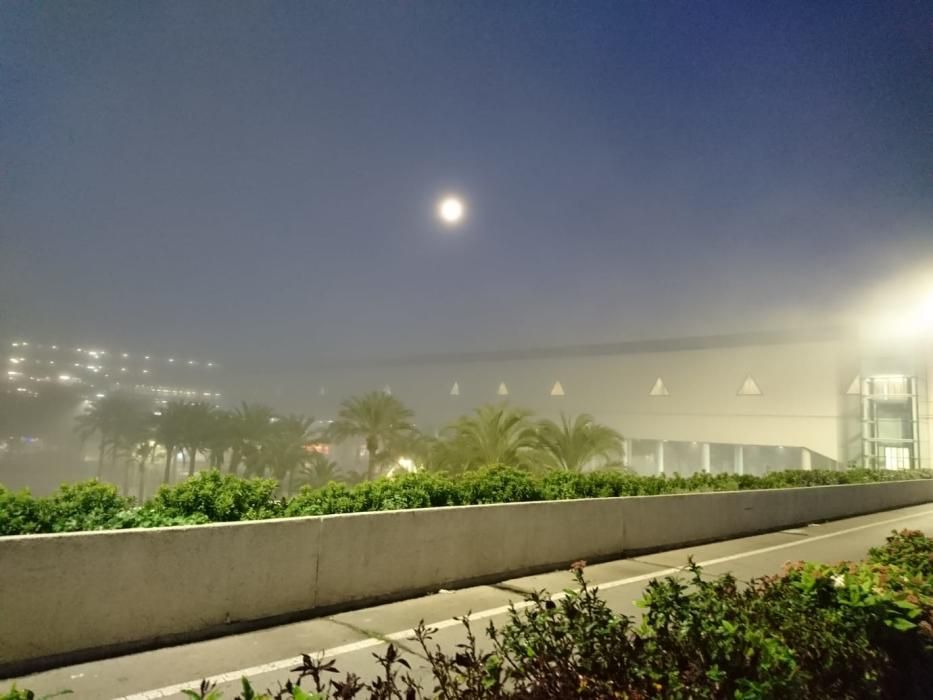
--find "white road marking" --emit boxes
[116,508,932,699]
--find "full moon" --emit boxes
[438,196,465,224]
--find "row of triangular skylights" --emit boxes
[314,376,767,398]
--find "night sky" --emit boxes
[2,1,931,374]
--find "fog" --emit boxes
[2,2,932,491]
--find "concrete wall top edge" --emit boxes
[3,479,929,543]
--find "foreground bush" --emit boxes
[1,466,930,536]
[170,530,933,699]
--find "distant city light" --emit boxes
[58,374,71,382]
[168,358,175,363]
[122,353,129,358]
[96,393,105,398]
[9,358,21,364]
[144,355,151,360]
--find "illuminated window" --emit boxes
[884,446,910,470]
[870,376,910,397]
[497,381,509,396]
[550,381,565,396]
[450,381,460,396]
[649,377,669,396]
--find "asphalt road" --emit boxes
[8,503,933,700]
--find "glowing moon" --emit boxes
[438,196,465,224]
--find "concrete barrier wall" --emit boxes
[0,518,322,674]
[2,480,931,676]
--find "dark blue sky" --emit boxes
[2,1,931,371]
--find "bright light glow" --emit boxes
[122,353,129,358]
[9,358,21,364]
[142,369,149,374]
[11,343,18,347]
[96,393,105,398]
[207,362,214,367]
[397,457,416,472]
[50,345,57,350]
[58,374,71,382]
[120,367,127,372]
[168,358,174,363]
[438,196,465,224]
[918,289,933,327]
[7,370,21,377]
[187,360,196,365]
[144,355,150,360]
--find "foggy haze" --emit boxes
[3,1,931,393]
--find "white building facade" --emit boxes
[309,328,933,475]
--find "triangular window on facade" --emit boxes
[845,375,861,395]
[450,381,460,396]
[550,381,565,396]
[649,377,669,396]
[497,381,509,396]
[383,385,392,395]
[737,375,762,396]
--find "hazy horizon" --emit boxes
[3,1,932,385]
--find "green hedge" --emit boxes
[1,466,931,536]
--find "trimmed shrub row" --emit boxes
[1,466,931,536]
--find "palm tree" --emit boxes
[433,404,538,472]
[155,401,187,484]
[227,402,276,474]
[262,414,319,494]
[206,409,234,469]
[133,433,158,502]
[179,402,215,477]
[326,391,416,480]
[74,393,147,480]
[295,451,342,489]
[112,405,154,496]
[534,413,625,472]
[74,403,111,478]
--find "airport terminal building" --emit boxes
[313,327,933,475]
